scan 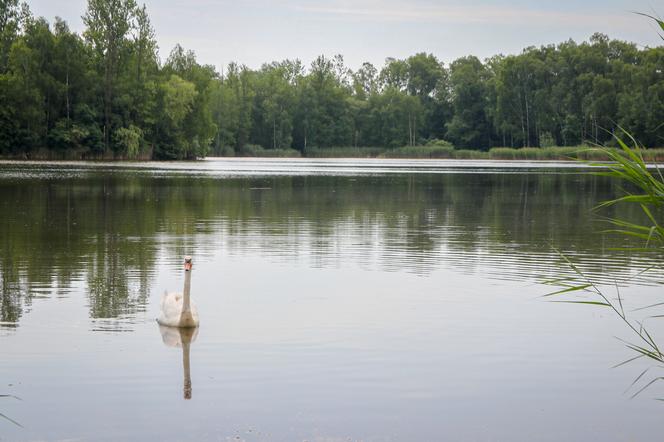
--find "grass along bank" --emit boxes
[5,145,664,162]
[218,145,664,161]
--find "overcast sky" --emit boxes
[27,0,663,71]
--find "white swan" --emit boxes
[157,256,200,328]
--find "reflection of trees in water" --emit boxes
[0,174,162,327]
[0,168,658,327]
[86,234,152,319]
[0,258,23,326]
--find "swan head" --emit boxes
[184,256,193,272]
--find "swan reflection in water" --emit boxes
[159,325,198,399]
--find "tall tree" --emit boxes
[446,56,492,149]
[83,0,137,150]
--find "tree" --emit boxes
[156,74,197,159]
[251,63,296,149]
[0,0,29,73]
[1,2,663,158]
[83,0,137,151]
[446,56,492,149]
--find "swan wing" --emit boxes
[157,292,183,327]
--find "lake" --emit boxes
[1,158,662,441]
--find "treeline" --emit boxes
[1,0,662,160]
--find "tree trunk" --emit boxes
[65,54,70,123]
[104,54,113,151]
[518,89,526,147]
[524,90,531,147]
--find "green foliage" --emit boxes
[592,134,664,247]
[114,124,142,159]
[304,147,385,158]
[453,149,486,159]
[426,139,453,147]
[0,3,662,159]
[83,0,137,149]
[161,74,197,125]
[49,121,90,152]
[238,143,264,156]
[446,56,492,149]
[156,73,200,159]
[544,133,664,398]
[382,145,455,159]
[236,143,300,157]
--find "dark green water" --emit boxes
[0,159,662,441]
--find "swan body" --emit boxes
[157,256,200,328]
[158,292,199,327]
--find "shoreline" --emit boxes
[2,155,664,164]
[2,157,662,170]
[3,145,664,163]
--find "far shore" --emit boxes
[2,145,664,163]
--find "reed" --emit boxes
[303,147,385,158]
[219,144,659,161]
[380,145,455,158]
[545,131,664,398]
[234,144,301,158]
[0,395,22,427]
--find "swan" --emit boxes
[157,256,200,328]
[159,325,198,399]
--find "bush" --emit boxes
[304,147,384,158]
[488,147,516,159]
[239,144,266,156]
[217,145,235,157]
[258,148,301,158]
[539,132,556,148]
[425,139,454,148]
[235,144,301,157]
[381,145,455,158]
[454,149,486,159]
[114,125,143,159]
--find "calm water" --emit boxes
[1,159,663,441]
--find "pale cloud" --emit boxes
[26,0,660,70]
[291,0,631,28]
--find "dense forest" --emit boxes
[1,0,662,159]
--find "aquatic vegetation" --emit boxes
[0,395,22,428]
[380,145,455,158]
[546,130,664,397]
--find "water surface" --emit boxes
[1,159,662,441]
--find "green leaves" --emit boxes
[0,394,22,428]
[550,300,612,307]
[634,12,664,40]
[3,3,664,158]
[161,75,197,125]
[591,131,664,250]
[545,249,664,393]
[542,283,593,297]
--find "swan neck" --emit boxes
[182,270,192,313]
